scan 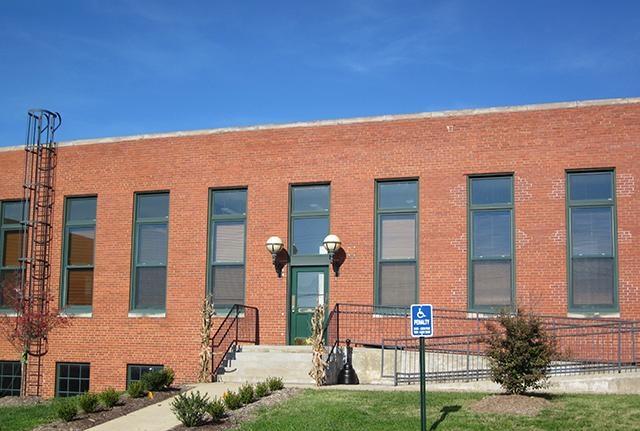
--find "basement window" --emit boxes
[126,364,163,388]
[56,362,90,397]
[0,360,21,396]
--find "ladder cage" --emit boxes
[18,109,61,397]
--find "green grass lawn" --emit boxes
[0,402,57,431]
[238,389,640,431]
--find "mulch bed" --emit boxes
[171,387,301,430]
[31,387,184,431]
[468,394,554,416]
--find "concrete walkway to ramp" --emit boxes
[89,382,241,431]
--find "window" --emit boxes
[290,185,330,257]
[61,197,96,311]
[209,189,247,310]
[126,364,163,388]
[376,180,418,307]
[131,193,169,311]
[0,361,21,396]
[567,171,617,311]
[56,362,90,397]
[469,176,514,310]
[0,201,26,309]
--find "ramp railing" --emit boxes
[324,303,639,385]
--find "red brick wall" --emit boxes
[0,101,638,396]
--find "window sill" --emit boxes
[567,311,620,319]
[213,311,245,318]
[60,310,92,318]
[466,312,501,319]
[0,309,17,317]
[128,311,166,318]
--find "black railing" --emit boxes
[324,303,640,384]
[211,304,259,381]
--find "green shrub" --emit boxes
[162,367,175,388]
[222,390,242,410]
[255,381,269,398]
[266,377,284,391]
[206,397,226,422]
[483,309,557,395]
[99,388,120,408]
[56,399,78,422]
[238,383,255,404]
[170,391,210,427]
[78,393,99,413]
[141,367,175,391]
[127,381,146,398]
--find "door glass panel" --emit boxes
[296,271,325,310]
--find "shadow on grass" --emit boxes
[429,405,461,430]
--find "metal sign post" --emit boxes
[411,304,433,431]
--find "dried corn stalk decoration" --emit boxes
[198,297,214,382]
[308,304,328,386]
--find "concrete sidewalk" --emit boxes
[88,382,241,431]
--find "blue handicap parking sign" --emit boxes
[411,304,433,338]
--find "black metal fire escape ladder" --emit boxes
[19,109,61,397]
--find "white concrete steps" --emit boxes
[217,345,316,384]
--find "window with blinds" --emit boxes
[62,197,97,310]
[468,176,514,310]
[567,171,617,311]
[376,180,418,308]
[209,189,247,311]
[131,192,169,311]
[0,200,27,309]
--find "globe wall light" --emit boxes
[266,236,288,277]
[323,234,343,276]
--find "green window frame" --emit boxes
[130,192,169,312]
[60,196,97,312]
[566,170,618,312]
[374,179,419,308]
[0,360,21,396]
[208,189,247,313]
[0,200,27,310]
[55,362,90,397]
[126,364,163,388]
[289,184,330,266]
[468,175,515,312]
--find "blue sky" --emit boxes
[1,0,639,146]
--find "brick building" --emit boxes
[0,97,638,397]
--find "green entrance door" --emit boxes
[289,266,328,344]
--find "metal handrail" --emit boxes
[210,304,259,381]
